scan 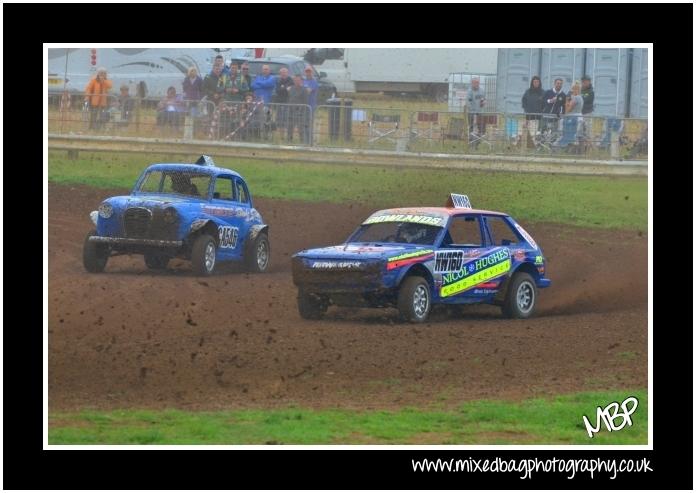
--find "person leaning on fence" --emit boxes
[182,66,203,117]
[273,67,294,131]
[203,64,226,106]
[84,67,113,130]
[303,67,319,112]
[224,64,244,103]
[157,86,185,129]
[240,63,253,98]
[466,77,487,138]
[554,81,583,149]
[251,65,276,105]
[114,84,135,123]
[287,75,310,144]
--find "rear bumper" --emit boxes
[88,236,183,247]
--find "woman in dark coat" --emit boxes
[522,76,545,120]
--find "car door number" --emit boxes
[218,226,239,249]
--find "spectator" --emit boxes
[213,54,230,76]
[240,63,253,98]
[466,77,487,137]
[84,67,113,129]
[157,86,185,129]
[303,66,319,112]
[251,64,276,105]
[543,78,566,116]
[580,76,595,115]
[542,77,566,133]
[203,64,225,106]
[224,63,244,103]
[521,76,544,120]
[287,75,310,144]
[182,66,203,117]
[565,82,584,115]
[274,67,294,131]
[113,84,135,122]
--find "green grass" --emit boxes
[48,151,647,229]
[49,389,647,445]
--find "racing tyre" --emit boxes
[144,253,170,270]
[191,234,216,276]
[297,290,328,320]
[245,232,270,273]
[501,272,537,319]
[83,230,109,273]
[397,276,431,323]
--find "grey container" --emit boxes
[495,48,542,114]
[629,48,648,118]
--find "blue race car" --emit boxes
[292,194,550,322]
[83,155,269,276]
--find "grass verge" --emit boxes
[49,389,647,445]
[48,151,647,230]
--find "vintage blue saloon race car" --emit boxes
[292,194,550,322]
[83,156,269,276]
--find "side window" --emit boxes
[485,216,522,246]
[293,62,304,76]
[235,179,249,204]
[213,176,235,201]
[444,216,482,247]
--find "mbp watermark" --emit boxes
[582,396,639,438]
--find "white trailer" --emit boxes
[47,48,246,99]
[262,48,498,101]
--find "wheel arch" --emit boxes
[188,219,220,246]
[397,263,434,289]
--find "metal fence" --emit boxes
[48,93,648,160]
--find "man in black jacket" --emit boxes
[580,76,595,115]
[541,78,566,133]
[274,67,294,133]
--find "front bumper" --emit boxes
[88,236,183,247]
[292,257,389,293]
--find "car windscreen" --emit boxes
[349,222,442,245]
[138,170,211,198]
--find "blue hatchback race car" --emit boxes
[83,155,270,276]
[292,194,550,322]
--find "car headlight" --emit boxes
[98,202,113,219]
[163,207,177,224]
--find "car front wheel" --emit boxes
[501,272,537,319]
[191,234,216,276]
[397,276,431,323]
[83,230,109,273]
[297,290,328,320]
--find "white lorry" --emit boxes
[47,48,247,99]
[262,47,498,101]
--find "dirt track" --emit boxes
[48,184,648,411]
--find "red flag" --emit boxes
[254,48,266,58]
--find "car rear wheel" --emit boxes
[397,276,431,323]
[501,272,537,319]
[297,290,328,320]
[83,230,109,273]
[245,232,270,273]
[191,234,216,276]
[144,253,170,270]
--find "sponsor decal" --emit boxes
[386,249,435,270]
[363,213,444,226]
[514,223,538,249]
[535,255,544,265]
[514,249,526,262]
[434,250,465,273]
[440,247,511,297]
[218,226,239,249]
[204,206,235,217]
[311,261,363,269]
